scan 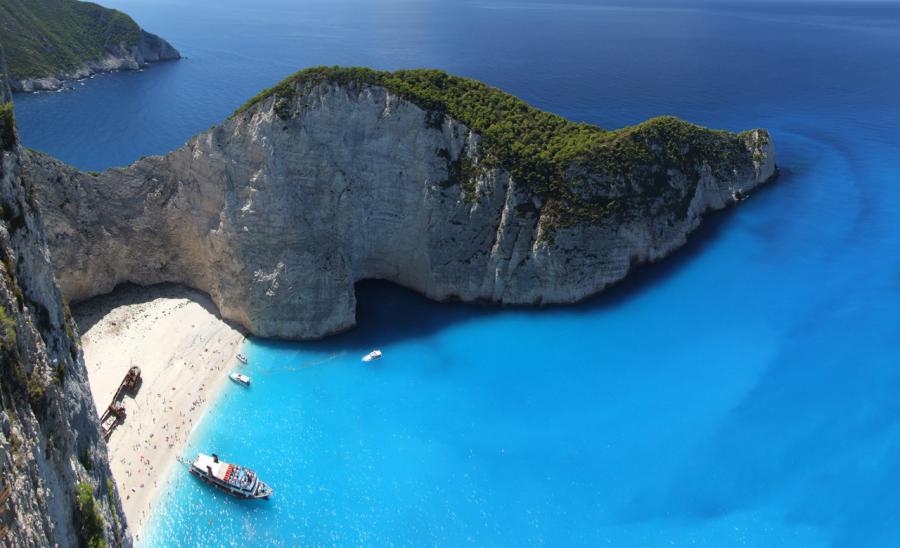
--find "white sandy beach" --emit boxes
[74,285,246,537]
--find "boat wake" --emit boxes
[253,352,347,376]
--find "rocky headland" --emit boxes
[30,67,777,340]
[0,0,180,93]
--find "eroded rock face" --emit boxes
[0,50,129,547]
[30,80,776,340]
[10,30,180,93]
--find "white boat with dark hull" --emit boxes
[229,372,251,386]
[362,349,382,362]
[189,453,273,499]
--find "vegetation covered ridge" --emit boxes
[0,0,143,80]
[234,66,770,225]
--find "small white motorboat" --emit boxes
[362,349,382,363]
[229,372,251,386]
[236,353,248,364]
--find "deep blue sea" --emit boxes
[13,0,900,545]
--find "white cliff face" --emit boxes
[9,30,180,93]
[0,56,129,546]
[31,81,776,340]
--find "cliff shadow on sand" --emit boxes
[72,283,247,338]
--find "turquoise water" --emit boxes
[11,0,900,545]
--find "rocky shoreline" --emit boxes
[9,30,180,93]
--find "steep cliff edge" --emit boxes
[30,67,776,339]
[0,50,128,546]
[0,0,180,92]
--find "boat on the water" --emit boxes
[189,453,273,499]
[229,372,251,386]
[236,353,248,364]
[362,349,382,362]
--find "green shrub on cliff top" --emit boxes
[0,0,142,80]
[233,67,762,225]
[234,67,605,196]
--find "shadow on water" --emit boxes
[271,168,794,353]
[566,166,794,315]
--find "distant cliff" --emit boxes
[31,67,777,339]
[0,0,180,92]
[0,48,129,546]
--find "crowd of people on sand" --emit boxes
[114,376,213,531]
[109,347,229,531]
[78,288,246,536]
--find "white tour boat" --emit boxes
[362,349,382,362]
[189,453,273,499]
[236,353,248,364]
[229,372,251,386]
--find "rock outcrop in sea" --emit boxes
[30,68,777,340]
[0,48,129,546]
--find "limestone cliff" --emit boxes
[0,49,129,546]
[30,68,777,340]
[0,0,180,93]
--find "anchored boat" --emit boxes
[229,372,251,386]
[236,353,248,364]
[189,453,273,499]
